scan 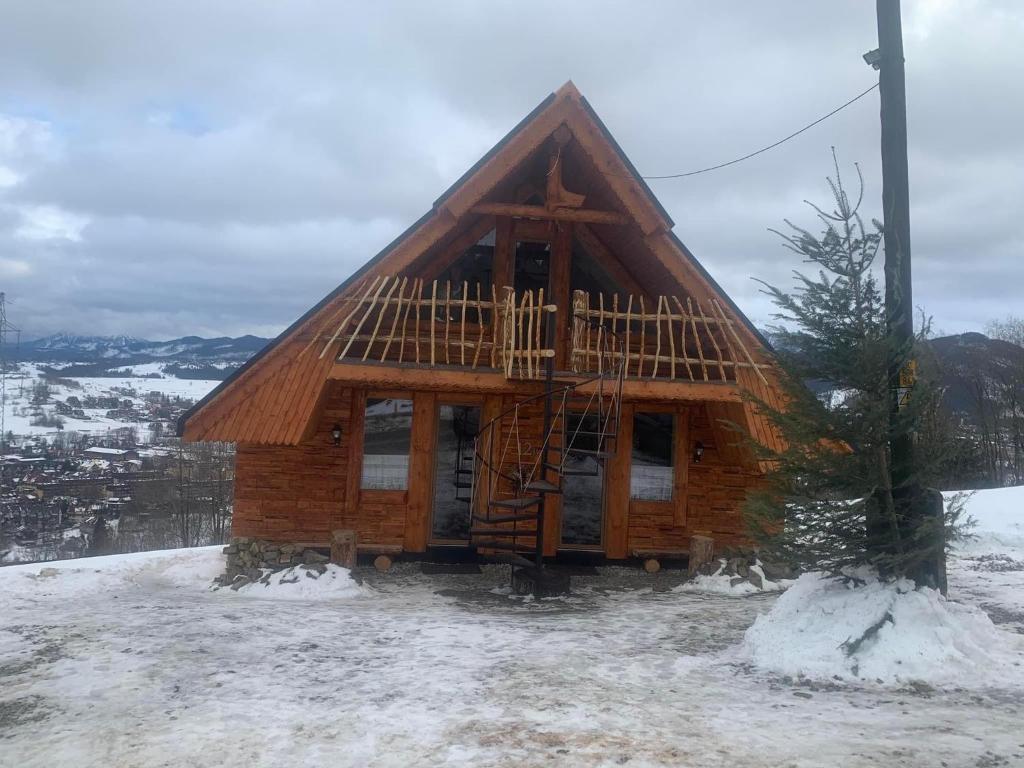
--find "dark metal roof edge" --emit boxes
[432,92,557,209]
[176,207,435,437]
[577,95,675,229]
[178,92,561,438]
[178,87,772,439]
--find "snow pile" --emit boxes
[0,546,224,599]
[949,486,1024,556]
[218,563,366,601]
[676,558,789,596]
[743,569,1024,686]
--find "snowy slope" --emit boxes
[0,489,1023,767]
[1,363,220,439]
[742,486,1024,685]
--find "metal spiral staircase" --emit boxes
[469,310,626,593]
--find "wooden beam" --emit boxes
[604,401,633,559]
[673,406,690,527]
[577,377,743,402]
[550,222,572,369]
[328,361,744,401]
[404,391,437,553]
[546,150,586,210]
[471,202,628,226]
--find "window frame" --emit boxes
[359,393,414,491]
[629,410,676,503]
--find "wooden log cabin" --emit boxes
[179,81,783,572]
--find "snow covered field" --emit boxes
[1,490,1023,767]
[1,363,221,439]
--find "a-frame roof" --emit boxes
[179,81,777,445]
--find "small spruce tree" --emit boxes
[743,153,959,584]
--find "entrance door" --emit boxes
[559,411,605,549]
[430,403,480,542]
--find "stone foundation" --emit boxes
[218,537,330,584]
[694,547,795,589]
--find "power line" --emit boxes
[641,82,879,180]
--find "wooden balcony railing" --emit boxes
[316,275,555,377]
[315,275,768,385]
[569,290,769,385]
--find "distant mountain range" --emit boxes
[15,334,273,379]
[927,332,1024,416]
[13,330,1022,396]
[766,330,1024,422]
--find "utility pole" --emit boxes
[875,0,915,488]
[869,0,945,590]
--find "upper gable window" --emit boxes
[434,229,495,324]
[436,229,495,292]
[571,237,626,308]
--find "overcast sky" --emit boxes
[0,0,1021,341]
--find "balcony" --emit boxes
[317,274,768,386]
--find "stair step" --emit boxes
[473,513,539,525]
[545,463,600,477]
[473,540,536,553]
[469,528,538,537]
[566,448,613,460]
[525,480,561,494]
[489,497,541,510]
[453,481,473,489]
[455,468,474,475]
[488,552,537,568]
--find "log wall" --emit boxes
[230,383,758,556]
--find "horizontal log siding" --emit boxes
[231,383,406,546]
[230,383,761,557]
[626,404,759,553]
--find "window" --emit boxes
[631,412,674,501]
[361,398,413,490]
[435,229,495,325]
[570,237,626,308]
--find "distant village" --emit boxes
[1,385,234,565]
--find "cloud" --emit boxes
[0,0,1019,339]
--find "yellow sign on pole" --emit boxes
[897,359,916,409]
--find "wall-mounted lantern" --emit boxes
[331,424,343,446]
[693,441,704,464]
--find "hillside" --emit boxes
[927,332,1024,416]
[12,334,272,380]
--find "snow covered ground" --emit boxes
[1,363,220,438]
[1,490,1023,767]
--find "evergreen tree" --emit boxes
[743,154,962,584]
[88,512,112,557]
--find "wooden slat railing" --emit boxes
[317,275,556,378]
[314,277,767,385]
[570,289,769,384]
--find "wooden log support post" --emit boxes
[571,289,587,373]
[331,529,358,569]
[688,534,715,576]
